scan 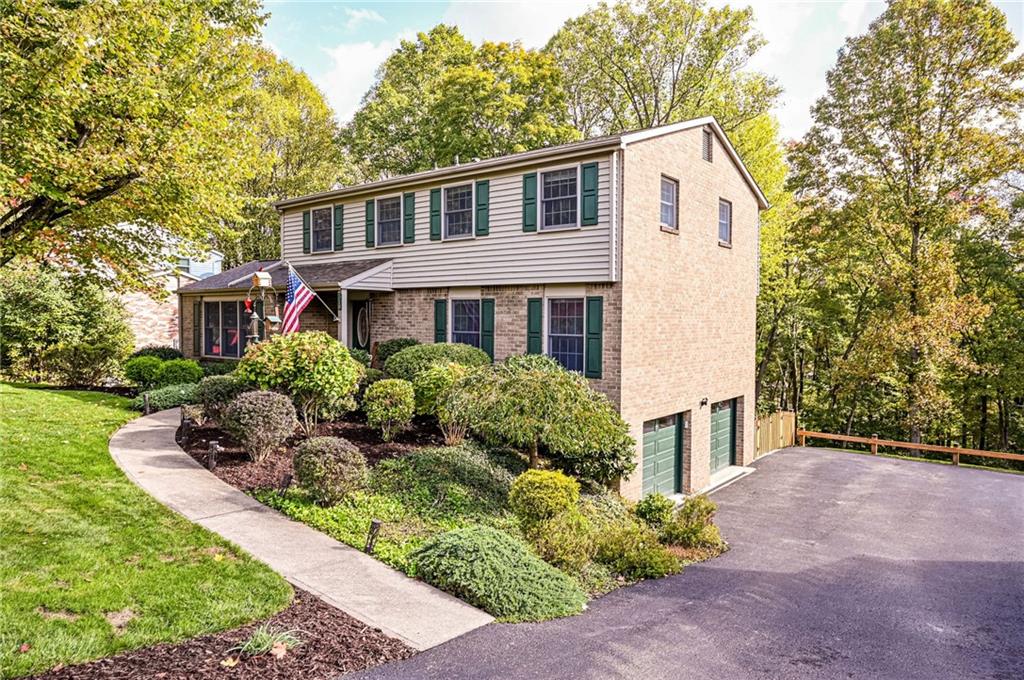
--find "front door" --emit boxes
[710,399,736,473]
[642,415,681,496]
[350,300,370,351]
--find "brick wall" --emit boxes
[618,126,759,498]
[120,273,181,350]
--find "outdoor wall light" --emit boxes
[700,397,709,407]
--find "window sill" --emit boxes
[538,224,582,233]
[310,248,336,255]
[718,240,733,249]
[443,233,475,242]
[374,242,403,249]
[660,224,679,234]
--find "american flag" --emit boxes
[282,266,315,334]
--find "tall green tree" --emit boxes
[345,25,578,178]
[0,0,264,292]
[788,0,1023,443]
[215,49,353,267]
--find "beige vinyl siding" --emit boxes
[281,155,616,288]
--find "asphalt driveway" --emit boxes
[352,447,1024,680]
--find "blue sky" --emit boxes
[263,1,1024,141]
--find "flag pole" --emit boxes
[286,262,340,322]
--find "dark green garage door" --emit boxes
[642,415,680,496]
[710,399,736,474]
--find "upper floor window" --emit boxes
[718,199,732,246]
[660,176,678,231]
[703,129,713,162]
[541,168,578,230]
[311,206,333,252]
[445,184,473,239]
[451,299,481,347]
[548,298,584,372]
[377,196,401,246]
[176,257,190,272]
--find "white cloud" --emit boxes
[317,33,413,123]
[344,7,386,32]
[440,0,593,47]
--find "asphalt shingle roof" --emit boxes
[177,259,390,293]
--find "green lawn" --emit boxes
[0,384,292,678]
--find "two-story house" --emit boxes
[177,117,769,499]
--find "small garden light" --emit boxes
[365,519,382,554]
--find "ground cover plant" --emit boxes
[0,384,291,678]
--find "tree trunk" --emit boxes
[528,438,540,469]
[997,394,1009,450]
[907,225,923,447]
[979,394,988,451]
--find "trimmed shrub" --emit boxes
[124,356,163,388]
[349,348,372,368]
[357,367,385,402]
[370,444,514,519]
[236,331,363,434]
[131,346,183,361]
[412,526,587,621]
[452,354,635,481]
[593,520,681,580]
[363,378,415,441]
[200,360,238,377]
[509,470,579,527]
[384,342,490,382]
[579,490,632,529]
[412,362,474,445]
[527,509,595,574]
[131,383,198,411]
[659,495,726,549]
[196,374,249,423]
[375,337,419,367]
[293,437,367,505]
[43,338,132,386]
[634,492,675,529]
[155,358,203,387]
[223,391,297,462]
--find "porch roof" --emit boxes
[176,258,393,294]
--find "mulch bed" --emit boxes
[30,588,414,680]
[179,414,443,492]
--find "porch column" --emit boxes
[339,288,349,347]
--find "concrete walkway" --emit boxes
[109,409,493,650]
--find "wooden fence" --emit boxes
[797,430,1024,465]
[756,411,796,458]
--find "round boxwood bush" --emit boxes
[375,337,419,367]
[131,345,183,361]
[124,355,163,388]
[658,495,726,549]
[634,492,675,529]
[131,383,198,411]
[383,342,490,382]
[357,367,385,401]
[527,509,596,574]
[509,469,580,527]
[363,378,415,442]
[223,390,298,462]
[412,361,474,444]
[196,374,249,423]
[412,526,587,621]
[154,358,203,387]
[293,436,367,506]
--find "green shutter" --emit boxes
[522,173,537,232]
[429,189,441,241]
[581,162,598,225]
[475,180,490,236]
[333,205,344,251]
[403,192,416,243]
[192,300,201,356]
[481,298,495,360]
[434,299,447,342]
[302,210,311,253]
[585,296,603,378]
[364,200,375,248]
[526,298,542,354]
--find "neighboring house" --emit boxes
[121,251,222,350]
[176,117,768,499]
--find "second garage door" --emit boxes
[710,399,736,474]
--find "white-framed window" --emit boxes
[203,300,263,358]
[547,297,585,372]
[444,184,474,239]
[311,206,333,252]
[541,167,579,230]
[451,299,481,347]
[718,198,732,246]
[376,196,402,246]
[660,176,678,230]
[703,129,713,162]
